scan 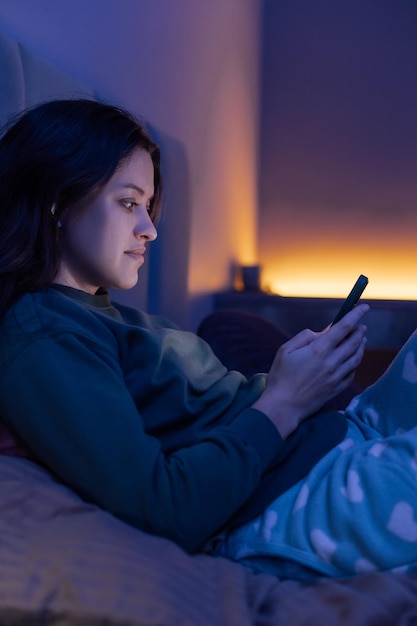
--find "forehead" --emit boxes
[111,149,155,194]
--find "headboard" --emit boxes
[0,30,95,127]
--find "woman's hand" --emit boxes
[252,304,369,439]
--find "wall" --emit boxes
[0,0,261,329]
[259,0,417,300]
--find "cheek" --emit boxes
[63,204,128,267]
[61,224,97,273]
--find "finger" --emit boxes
[332,369,357,399]
[281,328,317,353]
[324,304,370,346]
[325,325,367,370]
[333,335,367,381]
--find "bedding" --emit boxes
[0,453,416,625]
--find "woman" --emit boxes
[0,99,413,580]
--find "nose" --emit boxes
[134,207,158,241]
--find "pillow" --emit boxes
[0,455,267,625]
[197,308,290,377]
[197,309,358,409]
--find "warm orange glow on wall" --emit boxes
[258,202,417,301]
[260,245,417,300]
[188,44,259,294]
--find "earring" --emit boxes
[51,203,63,228]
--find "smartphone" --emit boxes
[331,274,369,326]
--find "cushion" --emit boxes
[197,308,291,377]
[198,308,358,408]
[0,455,258,625]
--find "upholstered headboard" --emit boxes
[0,30,95,127]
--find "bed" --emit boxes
[1,29,417,625]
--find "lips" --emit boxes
[125,248,146,257]
[125,249,146,265]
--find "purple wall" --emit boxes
[259,0,417,299]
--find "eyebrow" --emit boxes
[120,184,145,195]
[119,183,155,200]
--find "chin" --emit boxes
[119,275,139,290]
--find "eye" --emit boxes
[121,200,137,212]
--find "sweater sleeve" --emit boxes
[0,332,283,553]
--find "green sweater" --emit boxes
[0,286,283,552]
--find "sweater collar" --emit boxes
[50,284,112,310]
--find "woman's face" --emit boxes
[55,149,157,294]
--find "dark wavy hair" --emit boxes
[0,98,162,319]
